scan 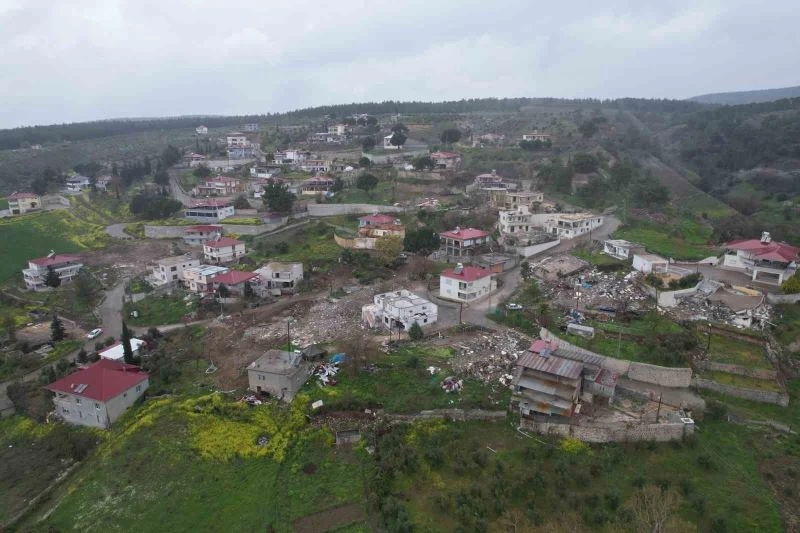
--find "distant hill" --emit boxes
[688,85,800,105]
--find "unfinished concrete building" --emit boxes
[362,289,438,330]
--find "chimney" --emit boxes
[760,231,771,244]
[454,263,464,274]
[453,226,460,235]
[491,169,497,176]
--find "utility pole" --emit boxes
[706,323,712,353]
[459,302,463,324]
[286,318,293,351]
[656,392,663,423]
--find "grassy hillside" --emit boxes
[0,209,108,284]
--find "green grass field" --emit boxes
[0,197,8,210]
[0,210,109,285]
[123,293,197,326]
[614,217,717,260]
[773,304,800,351]
[701,332,771,368]
[571,248,628,266]
[704,371,781,392]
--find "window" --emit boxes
[136,385,142,393]
[95,403,100,409]
[62,407,69,414]
[171,266,177,272]
[75,398,81,405]
[123,393,127,398]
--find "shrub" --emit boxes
[408,322,424,341]
[696,454,715,470]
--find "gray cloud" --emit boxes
[0,0,798,127]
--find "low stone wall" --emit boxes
[696,361,778,381]
[766,293,800,304]
[692,378,789,406]
[334,233,376,249]
[144,221,284,238]
[517,239,560,258]
[628,362,693,388]
[521,419,693,443]
[307,203,405,217]
[144,225,185,239]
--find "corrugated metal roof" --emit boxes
[517,353,583,380]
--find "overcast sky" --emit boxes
[1,0,798,128]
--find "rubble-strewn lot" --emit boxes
[448,329,530,386]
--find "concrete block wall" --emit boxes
[627,362,693,388]
[692,378,789,406]
[521,419,692,443]
[517,239,560,258]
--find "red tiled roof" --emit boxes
[186,225,223,232]
[441,266,493,281]
[8,192,39,200]
[360,214,398,224]
[430,151,460,159]
[725,239,799,262]
[204,237,243,248]
[208,270,256,285]
[46,359,149,402]
[29,254,82,267]
[439,228,490,240]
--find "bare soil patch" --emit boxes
[292,502,365,533]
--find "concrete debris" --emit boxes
[441,376,463,393]
[451,330,529,386]
[315,362,340,386]
[427,366,440,375]
[312,400,324,410]
[242,395,263,406]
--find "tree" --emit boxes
[153,169,169,186]
[440,128,461,145]
[356,173,379,196]
[572,153,598,173]
[630,176,670,208]
[361,136,376,151]
[408,322,424,341]
[331,177,344,193]
[359,156,372,168]
[781,272,800,294]
[143,156,152,176]
[217,283,230,298]
[403,227,440,255]
[2,314,16,342]
[628,485,680,533]
[243,281,255,300]
[193,165,212,179]
[262,181,296,214]
[389,132,407,149]
[77,349,88,364]
[121,321,134,364]
[411,155,434,171]
[391,123,408,134]
[50,315,65,342]
[44,266,61,288]
[520,261,532,280]
[233,195,251,209]
[375,235,404,265]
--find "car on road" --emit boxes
[506,303,523,311]
[87,328,103,339]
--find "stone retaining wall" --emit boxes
[766,293,800,304]
[695,361,778,380]
[521,419,693,443]
[692,378,789,406]
[307,203,406,216]
[384,409,507,423]
[144,220,286,238]
[627,362,693,388]
[144,225,185,238]
[334,233,376,249]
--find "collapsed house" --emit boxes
[362,289,438,330]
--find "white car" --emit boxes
[87,328,103,339]
[506,303,523,311]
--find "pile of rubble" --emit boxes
[549,269,650,311]
[673,296,772,329]
[450,330,530,385]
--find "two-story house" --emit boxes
[439,227,491,260]
[47,359,149,429]
[184,200,235,223]
[183,265,229,293]
[361,289,438,330]
[439,264,496,303]
[7,192,41,215]
[203,237,246,264]
[544,213,603,239]
[253,262,304,296]
[207,270,257,295]
[22,254,83,291]
[722,232,799,285]
[149,255,201,286]
[195,176,243,196]
[430,151,461,169]
[498,205,536,235]
[184,225,223,246]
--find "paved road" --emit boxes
[105,223,133,240]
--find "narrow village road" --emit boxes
[105,223,133,239]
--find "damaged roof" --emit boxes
[517,352,583,380]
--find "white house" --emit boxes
[383,134,402,150]
[184,200,235,223]
[498,205,536,235]
[632,254,669,274]
[203,237,246,264]
[254,262,304,296]
[196,125,208,135]
[247,350,313,402]
[7,192,41,215]
[184,225,223,246]
[98,339,147,362]
[603,239,644,260]
[47,360,149,429]
[149,255,201,286]
[22,254,83,291]
[500,190,544,210]
[544,213,603,239]
[243,123,260,132]
[226,132,248,148]
[522,131,552,142]
[362,289,438,331]
[250,167,272,179]
[439,264,496,303]
[183,265,229,293]
[722,233,799,285]
[65,175,91,192]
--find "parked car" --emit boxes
[506,303,523,311]
[87,328,103,339]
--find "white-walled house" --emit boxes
[183,265,229,293]
[99,339,146,361]
[196,125,208,135]
[632,254,669,274]
[184,225,224,246]
[8,192,41,215]
[498,205,536,235]
[362,289,438,330]
[184,200,235,223]
[439,264,496,303]
[544,213,603,239]
[603,239,644,260]
[47,360,149,429]
[439,227,491,260]
[149,255,201,286]
[203,237,246,264]
[254,262,304,296]
[22,254,83,291]
[722,233,799,285]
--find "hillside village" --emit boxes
[1,99,800,532]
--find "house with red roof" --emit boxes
[439,227,491,260]
[195,176,243,196]
[47,359,149,428]
[208,270,258,295]
[430,151,461,169]
[203,237,246,264]
[22,253,83,291]
[439,264,496,303]
[184,225,223,246]
[7,191,41,215]
[722,232,799,285]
